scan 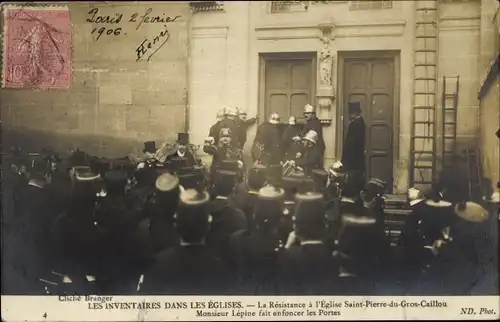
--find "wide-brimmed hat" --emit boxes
[454,201,489,223]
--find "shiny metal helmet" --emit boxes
[303,130,318,145]
[226,106,239,117]
[268,113,280,125]
[303,104,315,114]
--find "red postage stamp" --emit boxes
[2,6,72,89]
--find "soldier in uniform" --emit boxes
[139,188,232,295]
[229,185,287,294]
[207,168,247,260]
[252,113,282,166]
[341,101,366,193]
[281,192,339,295]
[303,104,325,165]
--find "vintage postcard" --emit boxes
[1,0,499,321]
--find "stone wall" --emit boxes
[1,2,191,158]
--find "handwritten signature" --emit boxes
[135,24,170,62]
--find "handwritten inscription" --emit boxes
[85,7,181,61]
[129,8,181,30]
[135,25,170,62]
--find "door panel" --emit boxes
[344,57,395,186]
[265,59,313,123]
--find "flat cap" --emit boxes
[155,173,180,192]
[179,188,210,206]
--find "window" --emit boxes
[270,1,309,13]
[349,0,392,10]
[189,1,224,13]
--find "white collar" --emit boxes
[300,240,323,246]
[177,150,186,157]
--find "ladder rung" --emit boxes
[413,136,435,139]
[415,77,436,80]
[416,8,438,11]
[415,49,437,53]
[444,108,456,111]
[444,136,456,139]
[444,93,456,97]
[414,92,436,95]
[416,21,436,25]
[415,63,437,67]
[412,150,434,154]
[414,106,435,109]
[413,121,434,124]
[444,122,456,125]
[414,165,434,169]
[416,35,437,39]
[413,181,434,185]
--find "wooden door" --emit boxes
[264,58,313,132]
[343,58,395,184]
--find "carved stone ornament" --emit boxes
[316,22,336,124]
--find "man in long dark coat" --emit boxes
[341,101,366,194]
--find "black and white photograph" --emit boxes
[1,0,499,320]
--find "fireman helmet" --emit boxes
[269,113,280,125]
[288,116,296,125]
[226,106,239,117]
[303,130,318,145]
[304,104,315,114]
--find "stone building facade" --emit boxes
[1,0,498,193]
[189,0,498,193]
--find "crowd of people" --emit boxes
[204,102,366,179]
[2,100,496,297]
